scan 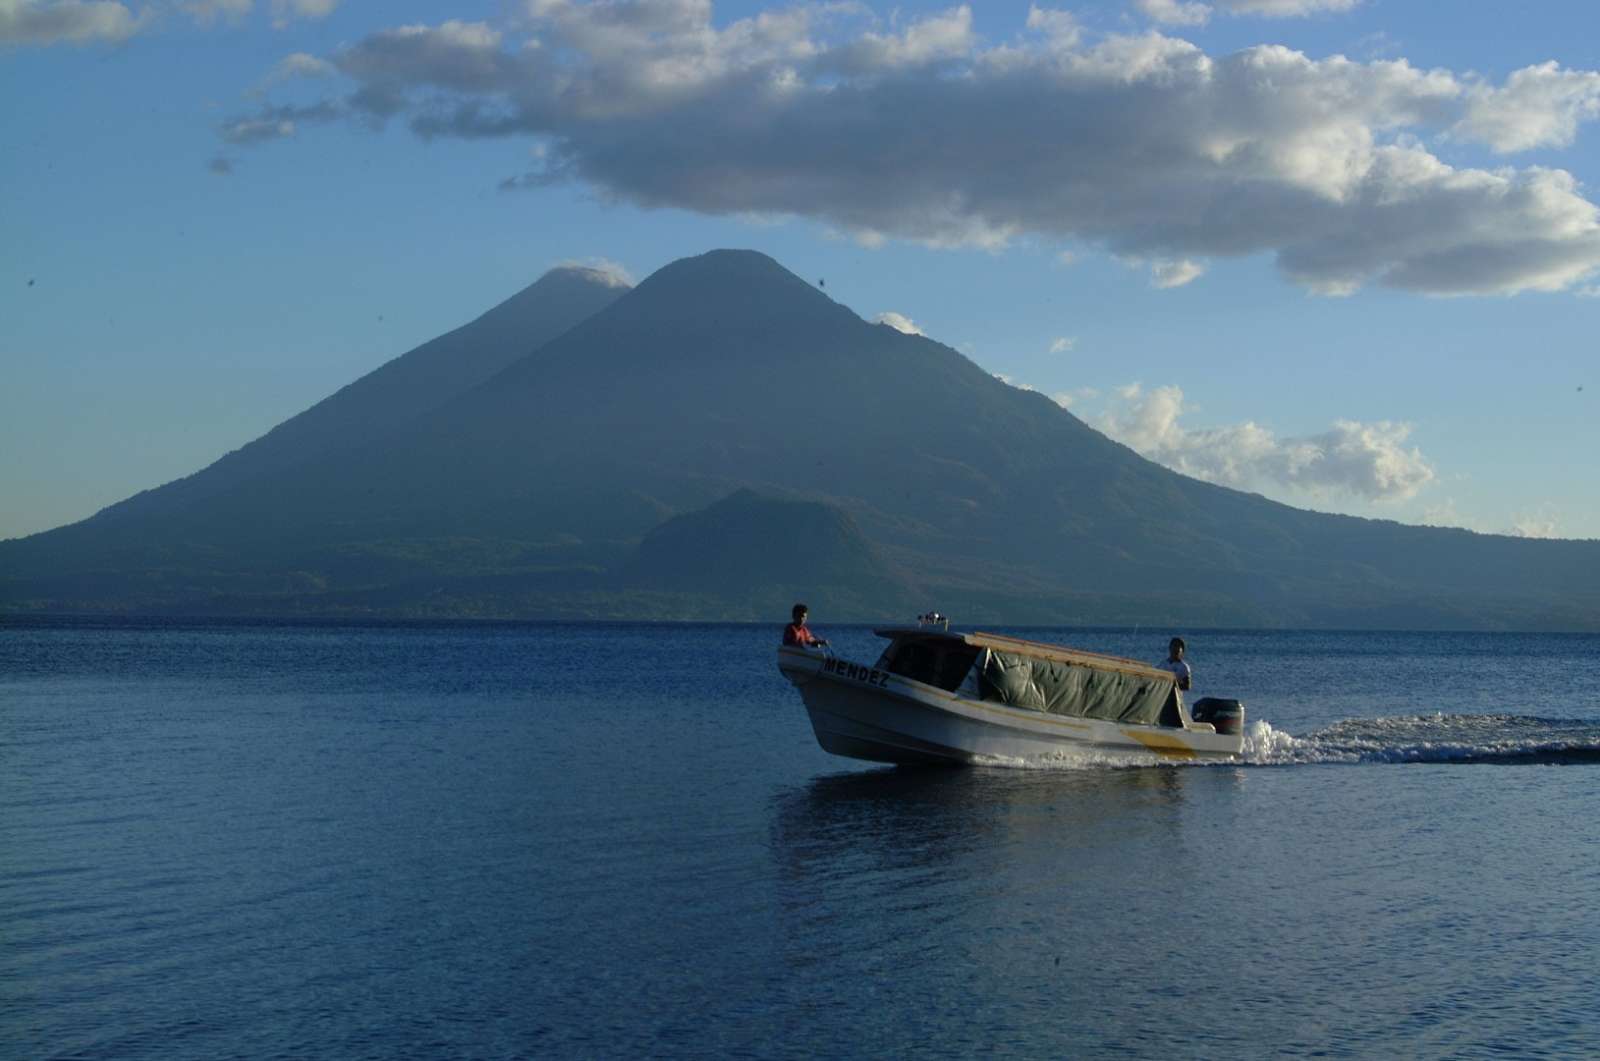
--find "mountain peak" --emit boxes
[659,247,788,273]
[614,248,852,332]
[475,262,632,331]
[655,248,812,286]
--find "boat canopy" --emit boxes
[874,628,1177,725]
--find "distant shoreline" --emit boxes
[4,612,1597,636]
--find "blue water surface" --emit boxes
[3,618,1599,1058]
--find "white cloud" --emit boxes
[1051,386,1098,408]
[271,0,337,28]
[277,50,335,76]
[0,0,142,45]
[1411,498,1578,539]
[501,0,822,118]
[338,20,510,96]
[1135,0,1211,28]
[1217,0,1359,15]
[1506,509,1562,539]
[1355,31,1400,61]
[241,8,1600,297]
[182,0,251,25]
[1094,383,1435,501]
[1049,336,1076,354]
[1151,259,1206,289]
[552,256,634,287]
[218,97,340,144]
[1419,498,1469,530]
[257,50,337,90]
[832,5,975,73]
[220,116,296,143]
[874,311,923,335]
[1137,0,1359,26]
[1024,5,1081,48]
[0,0,333,45]
[1453,62,1600,153]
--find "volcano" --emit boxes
[4,250,1597,629]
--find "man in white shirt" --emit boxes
[1158,637,1192,691]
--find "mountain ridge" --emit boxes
[81,265,630,530]
[4,249,1597,629]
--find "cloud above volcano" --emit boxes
[226,2,1600,297]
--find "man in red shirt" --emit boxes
[783,603,829,647]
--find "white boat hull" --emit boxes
[779,646,1242,766]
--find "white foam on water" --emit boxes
[975,718,1333,770]
[972,746,1166,771]
[1291,713,1600,766]
[1237,718,1323,765]
[967,714,1600,771]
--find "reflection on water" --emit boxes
[771,766,1193,876]
[767,766,1198,964]
[758,765,1273,1055]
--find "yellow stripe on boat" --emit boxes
[1123,728,1198,760]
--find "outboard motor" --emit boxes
[1191,697,1246,736]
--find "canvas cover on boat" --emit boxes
[979,650,1174,724]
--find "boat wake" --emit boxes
[961,715,1600,770]
[1240,714,1600,767]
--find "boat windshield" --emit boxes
[875,637,980,692]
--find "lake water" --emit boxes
[4,618,1599,1058]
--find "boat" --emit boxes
[777,620,1245,765]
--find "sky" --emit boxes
[3,0,1598,542]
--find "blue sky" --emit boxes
[3,0,1597,541]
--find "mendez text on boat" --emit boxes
[778,619,1245,765]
